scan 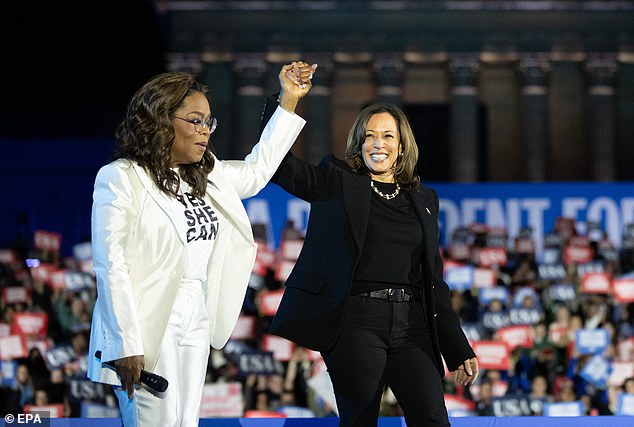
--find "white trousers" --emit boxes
[115,279,210,427]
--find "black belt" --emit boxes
[359,288,415,303]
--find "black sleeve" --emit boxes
[259,92,281,135]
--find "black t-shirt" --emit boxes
[351,180,424,295]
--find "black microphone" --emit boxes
[95,351,168,393]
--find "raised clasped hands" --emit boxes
[278,61,318,113]
[453,356,479,387]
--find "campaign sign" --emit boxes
[498,325,533,350]
[23,403,65,418]
[230,315,256,340]
[237,351,283,376]
[581,272,611,294]
[81,402,120,418]
[45,345,76,371]
[1,360,17,387]
[575,328,610,355]
[199,382,244,418]
[537,263,567,282]
[616,393,634,415]
[546,284,576,303]
[444,394,475,413]
[261,333,295,361]
[543,401,584,416]
[0,323,8,338]
[68,378,107,403]
[482,310,511,331]
[613,277,634,303]
[11,312,48,337]
[479,287,509,306]
[509,308,541,326]
[473,268,497,288]
[34,229,62,252]
[258,289,285,316]
[608,362,634,387]
[64,271,96,292]
[2,287,29,305]
[563,245,593,265]
[472,340,510,370]
[577,261,605,277]
[492,396,533,416]
[444,264,474,291]
[580,354,612,387]
[475,247,508,268]
[461,323,484,341]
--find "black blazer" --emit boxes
[268,152,476,375]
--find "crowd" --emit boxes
[1,215,633,418]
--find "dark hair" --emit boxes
[111,72,215,198]
[344,103,420,190]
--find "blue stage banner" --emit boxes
[243,182,634,261]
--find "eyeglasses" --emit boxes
[174,116,217,134]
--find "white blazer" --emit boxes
[87,106,305,385]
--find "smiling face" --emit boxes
[170,91,211,167]
[361,112,401,183]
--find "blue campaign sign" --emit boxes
[543,401,584,416]
[580,355,613,387]
[479,287,510,306]
[0,360,17,388]
[575,329,610,355]
[616,393,634,415]
[243,182,634,260]
[444,264,475,290]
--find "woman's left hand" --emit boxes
[278,61,318,113]
[454,357,479,386]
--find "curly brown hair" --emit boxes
[111,72,215,198]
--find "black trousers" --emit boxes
[322,294,450,427]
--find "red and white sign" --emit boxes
[11,312,49,338]
[0,334,29,360]
[23,404,65,418]
[253,244,276,276]
[29,263,60,284]
[563,245,592,265]
[613,277,634,303]
[258,289,284,316]
[199,382,243,418]
[261,334,295,361]
[2,287,30,305]
[498,325,533,350]
[471,340,510,370]
[33,230,62,252]
[548,324,569,344]
[230,315,256,340]
[581,272,611,294]
[475,247,508,268]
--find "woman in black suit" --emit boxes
[269,102,479,427]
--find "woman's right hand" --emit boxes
[114,355,145,398]
[278,61,318,113]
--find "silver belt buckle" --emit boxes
[387,288,405,302]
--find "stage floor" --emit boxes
[20,416,633,427]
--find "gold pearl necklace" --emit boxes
[370,180,400,200]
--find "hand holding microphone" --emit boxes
[95,351,168,395]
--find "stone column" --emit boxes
[519,54,550,181]
[374,54,404,106]
[586,54,617,181]
[200,51,234,159]
[234,54,267,158]
[448,54,480,182]
[305,55,333,165]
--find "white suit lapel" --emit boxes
[131,162,187,246]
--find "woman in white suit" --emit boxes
[87,61,316,427]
